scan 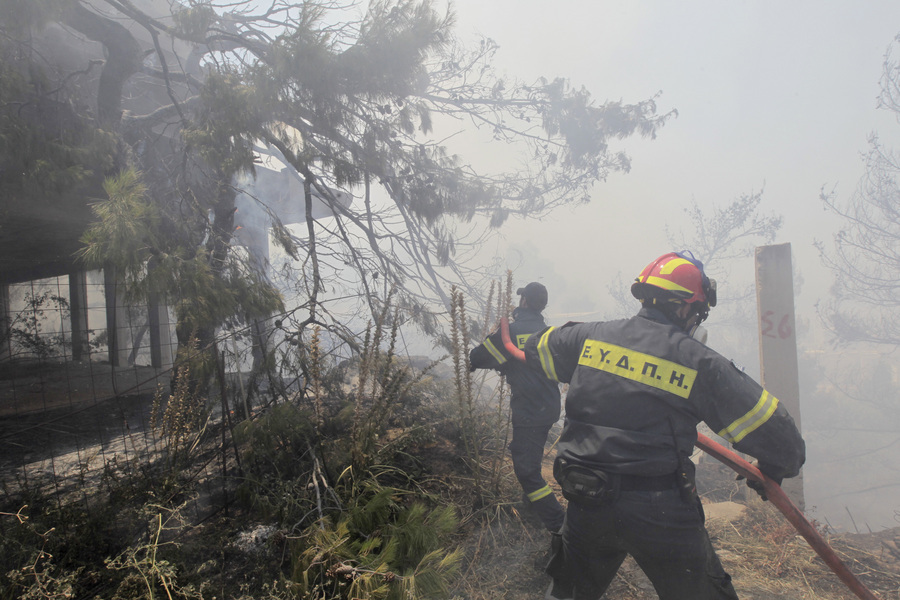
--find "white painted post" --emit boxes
[755,243,804,509]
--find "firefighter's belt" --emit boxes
[553,458,620,507]
[554,459,679,508]
[619,472,679,491]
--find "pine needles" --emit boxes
[287,477,463,600]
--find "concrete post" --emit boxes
[755,243,804,510]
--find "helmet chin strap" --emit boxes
[686,320,704,338]
[676,312,695,333]
[673,302,709,334]
[691,325,709,344]
[643,297,709,334]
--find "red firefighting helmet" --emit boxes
[631,251,717,308]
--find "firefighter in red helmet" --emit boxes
[523,251,805,600]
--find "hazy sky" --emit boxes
[440,1,900,531]
[445,0,900,323]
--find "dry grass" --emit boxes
[707,498,900,599]
[452,451,900,600]
[4,359,899,600]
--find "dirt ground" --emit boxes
[0,359,168,480]
[456,444,900,600]
[2,359,899,600]
[0,358,168,416]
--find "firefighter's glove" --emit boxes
[736,462,782,502]
[746,478,770,501]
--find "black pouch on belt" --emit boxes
[553,457,620,507]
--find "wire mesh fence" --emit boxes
[0,272,248,525]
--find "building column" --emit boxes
[148,291,174,370]
[69,271,90,361]
[104,266,129,367]
[0,284,10,363]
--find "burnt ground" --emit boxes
[1,360,899,599]
[0,359,167,477]
[417,425,900,599]
[456,453,900,600]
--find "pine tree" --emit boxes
[2,0,673,385]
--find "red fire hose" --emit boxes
[499,316,527,362]
[498,317,879,600]
[694,434,878,600]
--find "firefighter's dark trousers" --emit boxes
[509,424,565,532]
[548,489,738,600]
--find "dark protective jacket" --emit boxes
[470,307,561,427]
[522,307,805,481]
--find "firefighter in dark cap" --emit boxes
[470,281,566,534]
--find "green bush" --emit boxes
[286,478,462,600]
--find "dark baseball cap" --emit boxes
[516,282,548,311]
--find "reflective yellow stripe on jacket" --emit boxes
[536,327,558,381]
[718,390,779,444]
[527,485,553,502]
[483,338,507,364]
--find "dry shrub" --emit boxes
[708,497,900,599]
